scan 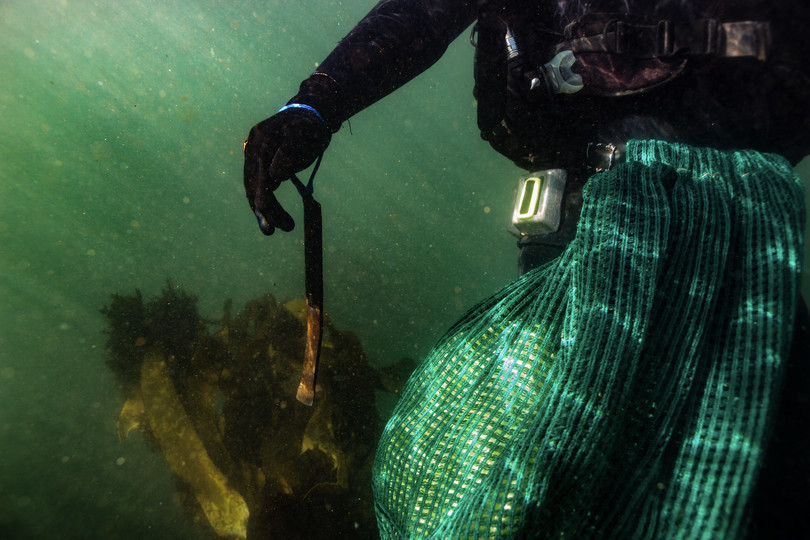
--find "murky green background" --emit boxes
[1,1,808,538]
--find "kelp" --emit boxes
[101,281,203,392]
[140,349,249,538]
[102,285,412,539]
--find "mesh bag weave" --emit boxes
[372,140,805,538]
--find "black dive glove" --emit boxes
[243,105,331,235]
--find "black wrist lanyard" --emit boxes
[289,153,324,406]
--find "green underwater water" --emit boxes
[0,1,516,538]
[0,1,808,539]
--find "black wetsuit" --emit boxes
[282,1,810,536]
[291,0,810,167]
[292,0,810,271]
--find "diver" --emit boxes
[243,0,810,537]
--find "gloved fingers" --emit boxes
[253,187,295,235]
[243,123,283,196]
[244,128,291,235]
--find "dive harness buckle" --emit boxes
[586,142,625,172]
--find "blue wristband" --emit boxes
[277,103,325,124]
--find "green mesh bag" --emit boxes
[372,140,805,538]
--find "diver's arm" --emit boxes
[244,0,475,235]
[290,0,477,132]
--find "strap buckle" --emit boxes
[586,142,624,172]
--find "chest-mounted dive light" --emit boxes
[508,169,567,237]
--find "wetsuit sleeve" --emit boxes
[288,0,477,132]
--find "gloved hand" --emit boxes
[243,106,331,235]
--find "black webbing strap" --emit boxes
[558,19,771,62]
[290,153,325,406]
